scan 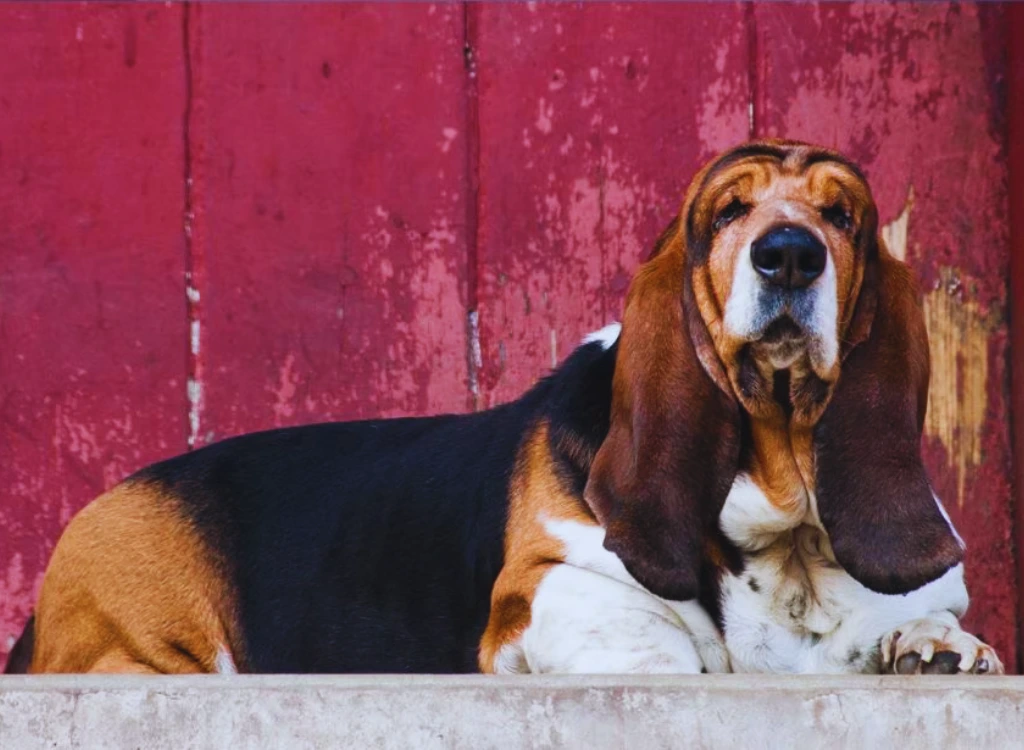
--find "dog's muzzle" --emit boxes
[724,220,838,376]
[741,223,837,374]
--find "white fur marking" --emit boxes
[719,474,807,550]
[493,642,529,674]
[215,645,238,674]
[808,249,839,373]
[723,243,761,339]
[513,518,725,674]
[581,322,621,350]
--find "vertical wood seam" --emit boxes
[746,1,760,139]
[463,3,482,412]
[1005,1,1024,675]
[182,2,205,448]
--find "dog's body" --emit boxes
[21,336,611,674]
[9,141,1002,676]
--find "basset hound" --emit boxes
[6,139,1002,676]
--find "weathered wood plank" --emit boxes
[189,3,471,444]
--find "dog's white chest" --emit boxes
[718,474,969,673]
[719,528,878,672]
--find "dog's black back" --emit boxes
[133,338,615,672]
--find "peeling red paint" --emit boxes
[190,4,471,439]
[473,3,750,407]
[0,2,1016,671]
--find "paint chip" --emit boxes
[923,267,993,506]
[440,127,458,153]
[467,310,481,410]
[881,186,915,261]
[535,98,553,134]
[187,378,203,448]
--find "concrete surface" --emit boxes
[1,674,1023,749]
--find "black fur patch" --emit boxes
[2,615,34,674]
[134,338,620,673]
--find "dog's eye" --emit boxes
[713,198,750,232]
[822,204,853,231]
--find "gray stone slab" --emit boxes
[1,674,1022,749]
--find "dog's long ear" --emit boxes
[584,217,740,602]
[815,229,964,595]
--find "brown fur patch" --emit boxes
[478,422,596,673]
[30,481,242,674]
[746,417,812,512]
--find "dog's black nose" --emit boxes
[750,225,827,289]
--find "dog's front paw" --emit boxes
[881,618,1003,675]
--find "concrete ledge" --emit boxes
[2,674,1023,749]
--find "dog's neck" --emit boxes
[721,341,829,551]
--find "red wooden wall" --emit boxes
[0,2,1017,671]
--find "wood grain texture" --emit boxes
[472,2,751,408]
[188,3,471,443]
[0,4,188,658]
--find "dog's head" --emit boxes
[685,141,872,422]
[585,140,964,601]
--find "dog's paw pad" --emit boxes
[882,618,1003,675]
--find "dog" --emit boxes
[6,139,1002,676]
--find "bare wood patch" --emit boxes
[923,268,995,507]
[881,193,993,508]
[881,186,914,262]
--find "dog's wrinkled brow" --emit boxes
[694,145,793,207]
[709,144,789,176]
[801,150,866,181]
